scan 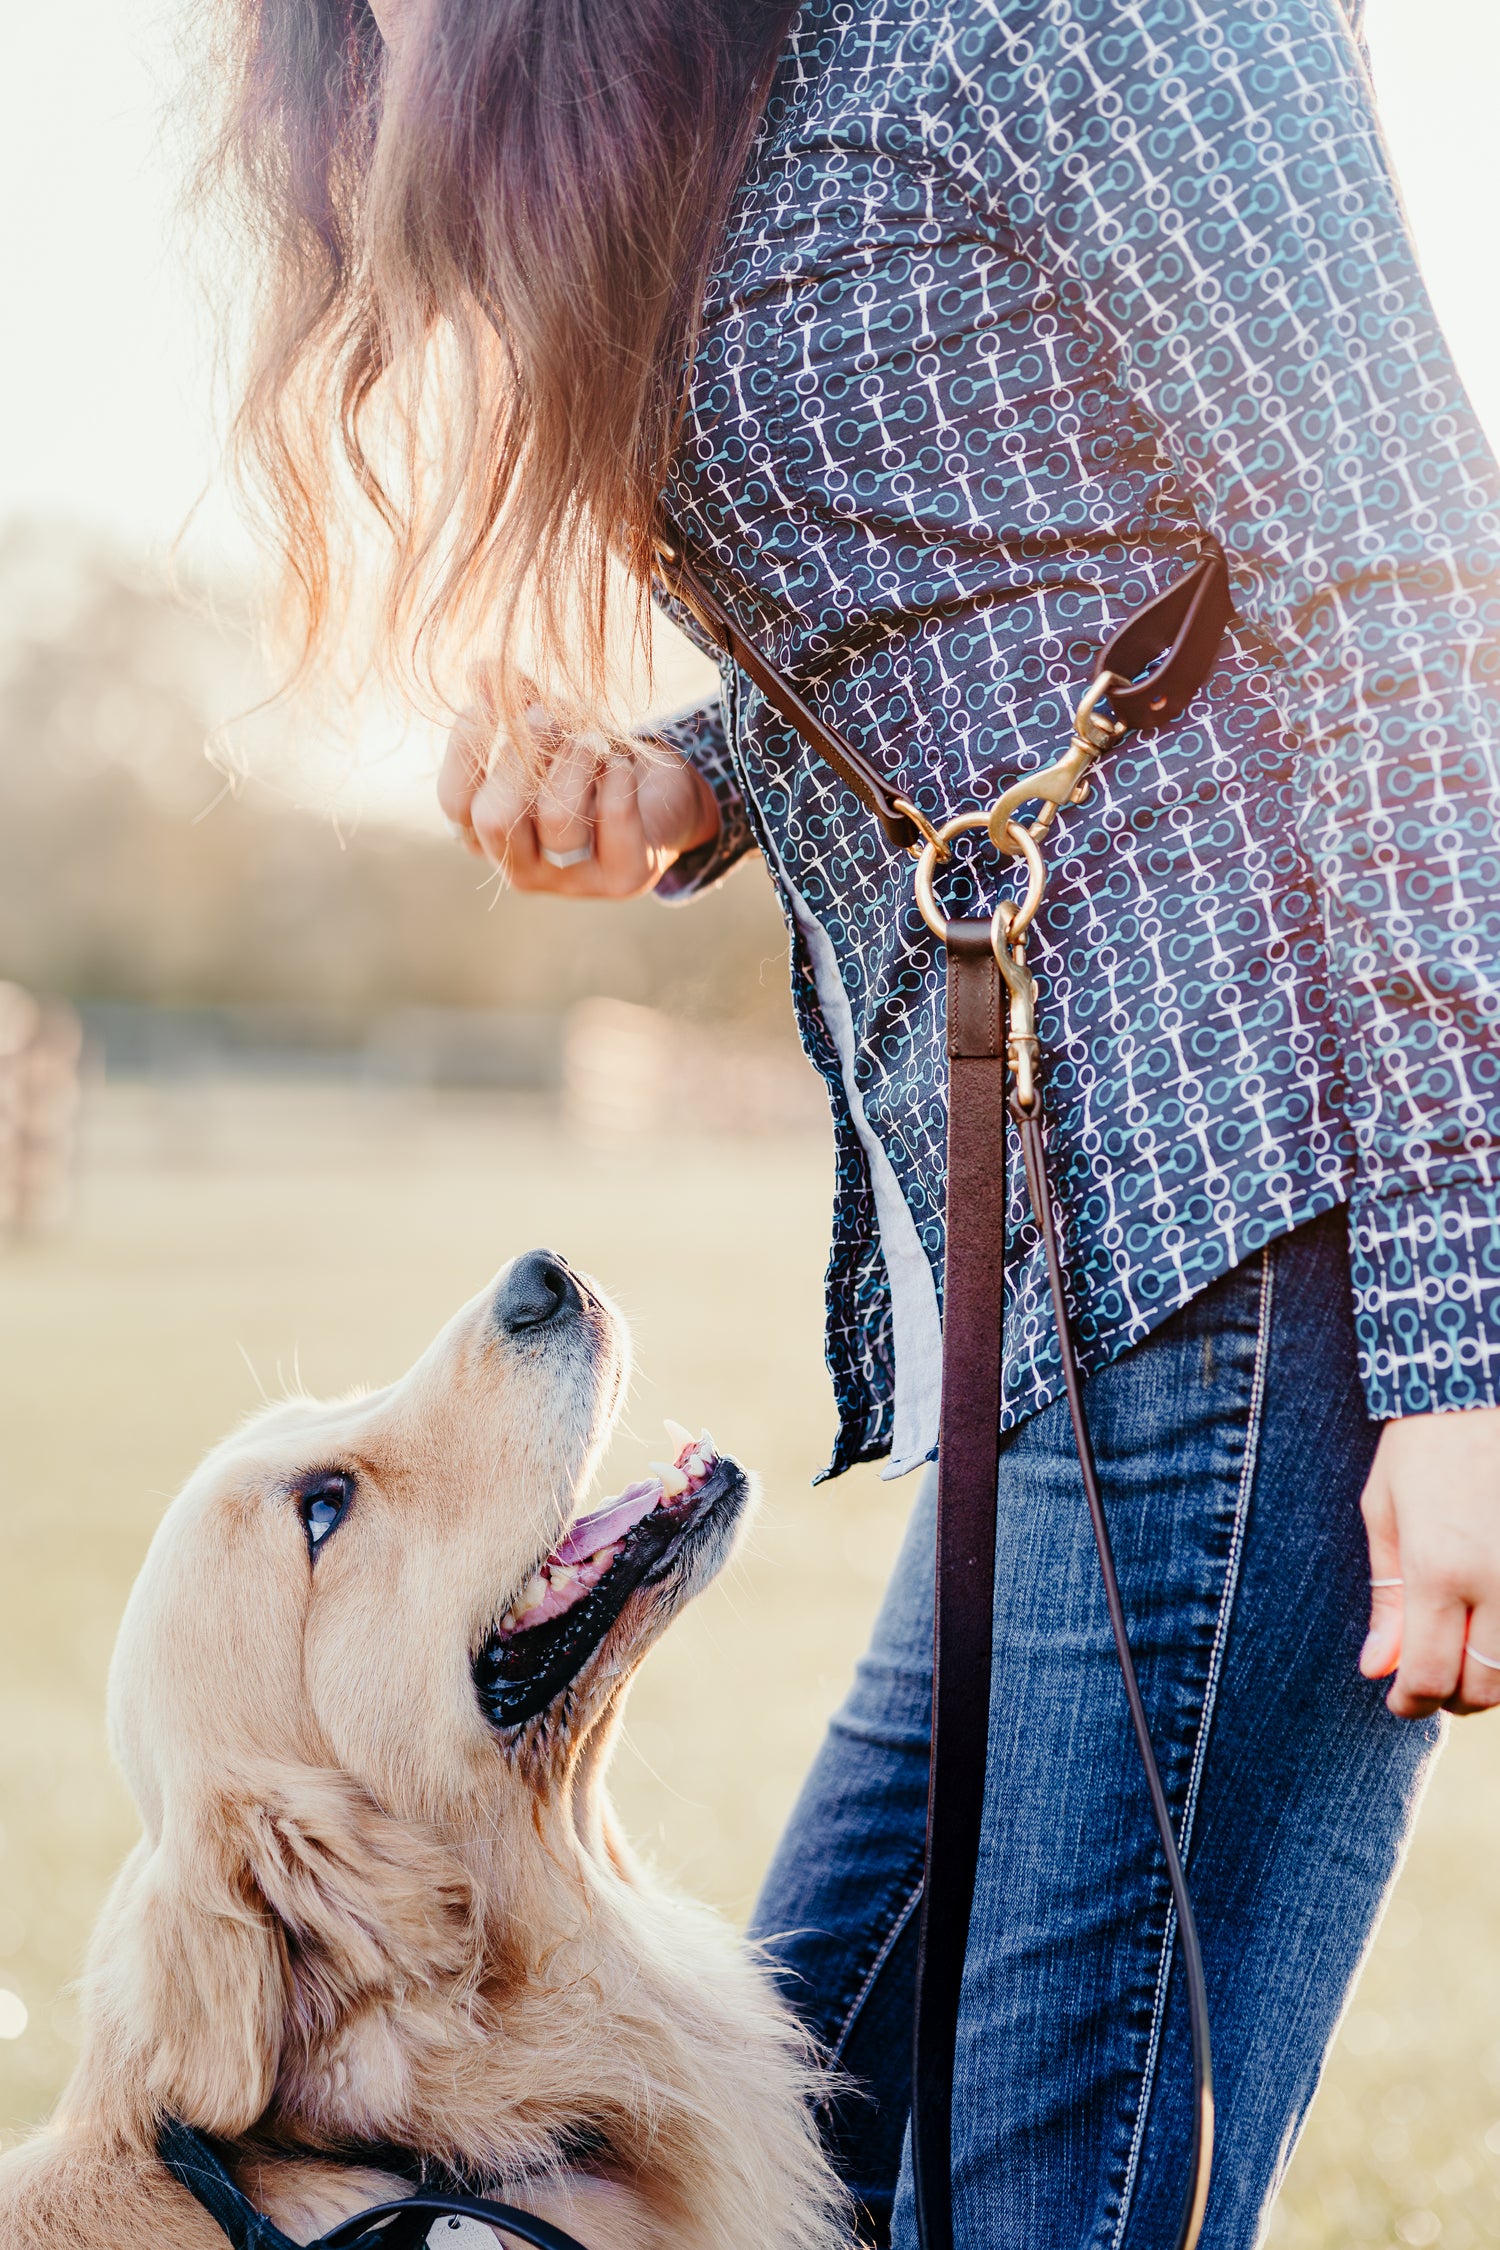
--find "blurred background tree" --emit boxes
[0,522,791,1037]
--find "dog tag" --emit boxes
[426,2221,498,2246]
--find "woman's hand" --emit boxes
[436,707,720,901]
[1360,1404,1500,1717]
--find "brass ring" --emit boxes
[914,811,1047,944]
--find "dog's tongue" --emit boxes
[552,1479,663,1566]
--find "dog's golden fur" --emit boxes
[0,1256,845,2250]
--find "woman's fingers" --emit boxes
[443,719,711,899]
[463,746,665,898]
[1386,1574,1469,1720]
[1359,1437,1469,1716]
[1453,1608,1500,1716]
[436,706,492,855]
[437,696,715,901]
[591,757,654,894]
[467,763,537,883]
[533,734,601,868]
[1358,1463,1403,1682]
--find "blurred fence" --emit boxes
[68,994,823,1143]
[562,998,825,1142]
[0,984,81,1235]
[77,1000,562,1092]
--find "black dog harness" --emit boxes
[158,2117,598,2250]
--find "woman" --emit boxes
[206,0,1500,2243]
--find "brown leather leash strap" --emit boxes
[655,532,923,849]
[911,926,1009,2250]
[653,519,1231,2250]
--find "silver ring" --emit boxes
[1369,1577,1404,1589]
[1465,1642,1500,1672]
[447,819,471,844]
[541,843,593,870]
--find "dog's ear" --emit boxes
[83,1808,290,2136]
[81,1771,476,2137]
[241,1768,479,2040]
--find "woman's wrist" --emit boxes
[683,767,723,855]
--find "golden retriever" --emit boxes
[0,1250,846,2250]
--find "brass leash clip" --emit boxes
[985,672,1127,860]
[911,673,1130,1115]
[986,674,1126,1113]
[992,906,1039,1115]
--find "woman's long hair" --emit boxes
[201,0,796,752]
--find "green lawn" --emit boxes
[1,1081,1497,2244]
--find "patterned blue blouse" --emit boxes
[654,0,1500,1480]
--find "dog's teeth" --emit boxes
[685,1452,707,1480]
[700,1428,716,1456]
[651,1461,690,1498]
[550,1563,577,1587]
[514,1572,548,1615]
[663,1417,696,1457]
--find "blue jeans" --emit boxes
[751,1211,1442,2250]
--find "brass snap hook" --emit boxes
[914,811,1046,945]
[984,671,1129,860]
[990,899,1041,1115]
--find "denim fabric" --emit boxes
[656,0,1500,1477]
[751,1209,1441,2249]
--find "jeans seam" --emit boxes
[827,1863,927,2068]
[1108,1244,1276,2250]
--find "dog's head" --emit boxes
[81,1251,751,2141]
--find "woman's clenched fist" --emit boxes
[437,706,720,900]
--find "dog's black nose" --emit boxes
[496,1251,582,1334]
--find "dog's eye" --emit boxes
[298,1473,353,1554]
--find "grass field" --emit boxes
[2,1081,1498,2245]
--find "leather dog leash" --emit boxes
[657,525,1230,2250]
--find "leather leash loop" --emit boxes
[912,918,1007,2250]
[1095,550,1232,731]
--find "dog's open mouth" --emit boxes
[473,1425,746,1730]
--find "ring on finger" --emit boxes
[1369,1577,1403,1589]
[1465,1642,1500,1672]
[541,843,593,870]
